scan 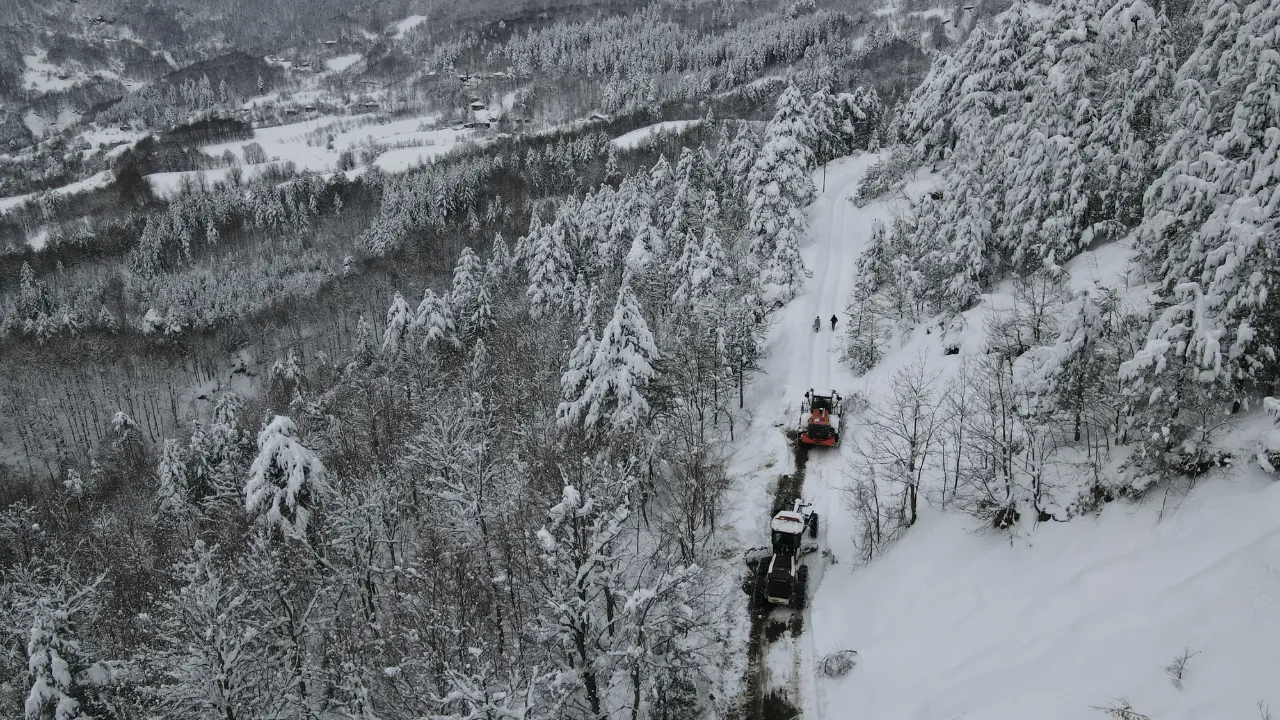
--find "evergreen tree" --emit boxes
[558,282,659,430]
[415,288,460,351]
[23,578,104,720]
[746,132,815,305]
[526,219,576,320]
[156,439,190,520]
[352,315,376,367]
[244,415,328,542]
[382,292,414,358]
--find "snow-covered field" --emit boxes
[727,152,1280,718]
[143,114,477,194]
[24,108,81,138]
[325,53,363,72]
[23,51,78,92]
[610,120,701,150]
[392,15,427,37]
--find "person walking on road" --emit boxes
[830,314,838,331]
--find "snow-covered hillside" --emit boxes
[729,152,1280,718]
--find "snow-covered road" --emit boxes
[729,151,1280,720]
[729,152,898,718]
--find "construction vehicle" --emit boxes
[799,389,845,446]
[764,500,819,608]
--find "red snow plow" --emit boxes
[799,389,844,447]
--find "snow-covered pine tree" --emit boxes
[769,81,818,151]
[352,315,377,367]
[843,290,889,375]
[155,439,190,521]
[22,576,105,720]
[746,131,815,305]
[836,86,884,152]
[450,247,485,336]
[268,348,307,403]
[244,415,328,542]
[726,124,760,200]
[382,292,415,359]
[415,288,460,351]
[604,144,621,184]
[669,229,703,308]
[1123,0,1280,469]
[1016,287,1124,449]
[557,281,659,431]
[525,218,576,320]
[745,82,819,305]
[808,85,842,162]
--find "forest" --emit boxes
[3,0,1278,714]
[0,30,884,711]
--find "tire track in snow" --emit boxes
[737,155,881,720]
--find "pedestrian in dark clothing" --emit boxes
[830,314,838,331]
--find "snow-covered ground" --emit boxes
[325,53,363,72]
[24,108,80,138]
[23,51,78,92]
[0,170,115,212]
[392,15,427,38]
[143,114,477,193]
[727,152,1280,718]
[610,120,701,150]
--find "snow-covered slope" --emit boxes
[729,152,1280,718]
[814,476,1280,719]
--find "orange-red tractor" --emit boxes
[799,389,844,446]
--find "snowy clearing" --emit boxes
[728,151,1280,719]
[23,108,80,138]
[370,139,479,172]
[610,120,701,150]
[27,228,50,251]
[325,53,363,72]
[146,115,475,194]
[23,52,78,92]
[392,15,427,37]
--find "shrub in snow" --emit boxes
[820,650,858,678]
[850,145,915,207]
[1258,398,1280,473]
